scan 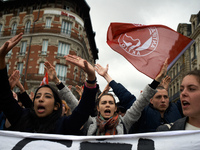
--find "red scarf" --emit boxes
[96,113,119,135]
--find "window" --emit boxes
[173,67,175,78]
[61,20,72,35]
[6,49,12,57]
[17,8,20,16]
[74,67,78,80]
[17,63,23,75]
[19,41,27,55]
[39,63,45,74]
[41,40,48,55]
[24,20,31,34]
[6,64,9,72]
[177,83,179,93]
[45,18,51,28]
[176,63,179,74]
[64,5,70,11]
[57,42,70,57]
[0,24,2,36]
[193,43,196,58]
[56,64,67,81]
[11,22,17,35]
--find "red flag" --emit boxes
[107,23,194,79]
[40,72,49,86]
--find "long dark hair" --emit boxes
[13,85,62,133]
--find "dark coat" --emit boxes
[109,80,183,133]
[156,117,187,131]
[0,67,98,135]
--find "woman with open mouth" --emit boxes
[0,33,98,135]
[84,59,168,135]
[157,70,200,131]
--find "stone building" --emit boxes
[0,0,98,97]
[168,11,200,102]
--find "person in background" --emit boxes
[129,80,183,133]
[157,70,200,131]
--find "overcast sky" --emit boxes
[86,0,200,98]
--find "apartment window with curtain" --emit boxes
[19,41,27,55]
[41,40,48,55]
[61,20,72,35]
[11,22,17,35]
[57,42,70,57]
[38,62,45,74]
[17,63,23,75]
[56,64,67,81]
[6,64,9,72]
[24,20,31,34]
[45,17,51,28]
[0,24,2,36]
[193,43,196,58]
[74,67,78,80]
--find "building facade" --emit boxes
[0,0,98,97]
[168,11,200,102]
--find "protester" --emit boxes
[0,33,98,135]
[129,80,183,133]
[84,59,168,135]
[97,83,127,117]
[157,70,200,131]
[95,63,183,133]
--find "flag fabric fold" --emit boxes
[107,23,194,79]
[40,72,49,86]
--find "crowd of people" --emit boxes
[0,33,200,136]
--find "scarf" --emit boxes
[96,113,119,135]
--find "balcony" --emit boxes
[0,27,83,45]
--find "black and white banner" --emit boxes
[0,130,200,150]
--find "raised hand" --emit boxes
[0,33,23,69]
[155,58,168,82]
[95,64,113,83]
[9,70,20,90]
[161,75,171,91]
[75,85,83,97]
[95,64,108,77]
[44,61,59,83]
[64,54,95,81]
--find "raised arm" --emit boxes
[65,55,96,85]
[44,61,79,111]
[122,58,169,132]
[62,55,98,132]
[0,33,23,69]
[95,63,136,110]
[95,64,112,83]
[9,70,20,90]
[0,33,24,126]
[160,75,171,91]
[75,85,83,100]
